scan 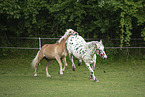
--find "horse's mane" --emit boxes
[57,29,74,44]
[57,33,67,43]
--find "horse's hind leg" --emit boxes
[34,67,38,76]
[34,51,44,77]
[46,60,52,77]
[34,59,41,77]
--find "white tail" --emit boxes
[31,50,40,68]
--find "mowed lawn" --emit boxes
[0,56,144,97]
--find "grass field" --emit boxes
[0,54,144,97]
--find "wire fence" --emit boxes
[0,37,144,50]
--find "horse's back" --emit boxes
[66,35,86,59]
[66,35,86,48]
[40,44,57,59]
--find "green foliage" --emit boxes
[0,0,144,46]
[141,28,145,40]
[111,0,145,46]
[0,0,21,19]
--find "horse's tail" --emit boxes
[31,50,40,68]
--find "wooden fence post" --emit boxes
[39,37,41,50]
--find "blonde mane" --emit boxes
[57,34,67,43]
[57,29,74,43]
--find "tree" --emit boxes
[0,0,144,47]
[112,0,145,46]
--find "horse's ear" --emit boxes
[100,40,102,43]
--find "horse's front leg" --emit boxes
[92,54,96,70]
[85,63,99,82]
[90,55,97,79]
[89,62,96,80]
[89,63,95,80]
[55,56,63,76]
[62,56,68,71]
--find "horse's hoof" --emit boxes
[72,67,76,71]
[47,75,51,77]
[58,71,63,76]
[34,74,37,77]
[94,78,99,82]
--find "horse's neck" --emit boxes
[87,42,96,56]
[65,36,70,41]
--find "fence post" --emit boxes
[39,37,41,65]
[39,37,41,50]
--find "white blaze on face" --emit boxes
[97,41,107,59]
[102,51,107,59]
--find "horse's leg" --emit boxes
[85,63,99,82]
[34,59,42,76]
[70,55,76,71]
[92,54,96,70]
[34,51,44,77]
[45,60,52,77]
[78,60,82,66]
[90,54,96,79]
[34,67,38,76]
[62,57,68,71]
[34,59,41,77]
[89,63,94,80]
[89,61,96,80]
[55,56,63,76]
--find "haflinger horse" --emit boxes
[31,29,78,77]
[65,35,107,82]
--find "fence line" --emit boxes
[0,47,145,50]
[0,47,39,49]
[105,47,145,49]
[0,37,144,50]
[0,37,144,40]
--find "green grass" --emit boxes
[0,55,144,97]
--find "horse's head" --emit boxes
[66,29,78,36]
[95,40,107,60]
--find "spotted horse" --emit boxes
[65,35,107,82]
